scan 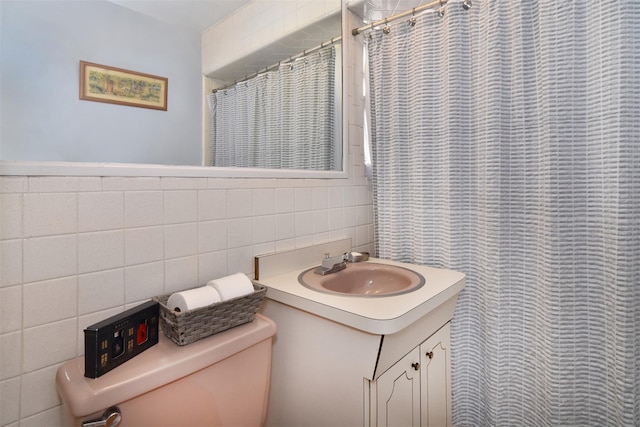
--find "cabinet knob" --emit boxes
[426,351,434,359]
[411,362,420,371]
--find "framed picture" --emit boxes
[79,61,168,111]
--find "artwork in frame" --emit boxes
[79,61,168,111]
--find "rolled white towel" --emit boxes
[207,273,254,301]
[167,286,221,312]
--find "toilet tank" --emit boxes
[56,314,276,427]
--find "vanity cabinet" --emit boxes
[255,242,465,427]
[261,295,457,427]
[371,323,451,427]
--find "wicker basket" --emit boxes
[153,283,267,346]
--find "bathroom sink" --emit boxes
[298,262,425,297]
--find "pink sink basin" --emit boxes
[298,262,425,297]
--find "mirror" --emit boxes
[0,0,346,178]
[202,2,342,171]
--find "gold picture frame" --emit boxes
[79,61,168,111]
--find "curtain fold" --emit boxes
[209,46,336,170]
[367,1,640,425]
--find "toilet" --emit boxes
[56,314,276,427]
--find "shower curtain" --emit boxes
[209,46,336,170]
[366,1,639,425]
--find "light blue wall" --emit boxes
[1,0,202,166]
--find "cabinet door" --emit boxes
[374,348,421,427]
[420,323,452,427]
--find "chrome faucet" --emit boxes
[313,251,370,276]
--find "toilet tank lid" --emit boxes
[56,313,276,418]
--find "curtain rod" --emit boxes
[211,36,342,93]
[351,0,471,36]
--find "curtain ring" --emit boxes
[409,8,417,27]
[383,18,391,34]
[438,0,445,18]
[462,0,472,10]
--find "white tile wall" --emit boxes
[0,172,373,425]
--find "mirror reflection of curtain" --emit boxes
[209,46,336,170]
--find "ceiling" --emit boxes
[107,1,434,36]
[107,0,253,34]
[106,0,340,83]
[349,0,433,23]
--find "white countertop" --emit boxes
[257,258,466,335]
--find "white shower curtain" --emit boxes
[209,46,337,170]
[366,1,639,425]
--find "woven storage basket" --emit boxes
[153,283,267,346]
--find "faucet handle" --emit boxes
[346,251,370,262]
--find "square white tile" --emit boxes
[1,377,20,425]
[124,191,163,228]
[164,223,198,259]
[312,187,328,210]
[0,194,22,240]
[23,235,77,283]
[295,211,314,237]
[198,189,227,221]
[22,318,76,373]
[19,406,62,427]
[0,286,22,334]
[198,220,228,253]
[253,215,276,244]
[328,186,344,208]
[164,256,199,293]
[23,193,77,237]
[252,188,275,216]
[227,189,252,218]
[0,240,22,287]
[78,230,124,274]
[275,188,295,213]
[125,262,164,303]
[313,210,330,234]
[23,276,77,328]
[20,364,64,418]
[294,188,313,212]
[198,251,228,284]
[78,269,124,315]
[125,227,164,266]
[275,213,295,240]
[0,331,21,380]
[164,190,197,224]
[227,218,253,248]
[79,191,124,232]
